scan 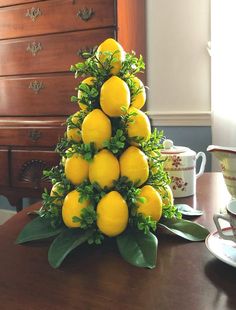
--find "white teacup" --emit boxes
[213,200,236,241]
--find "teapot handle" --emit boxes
[196,152,206,179]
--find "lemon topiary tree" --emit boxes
[16,39,209,269]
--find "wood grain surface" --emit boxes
[0,173,235,310]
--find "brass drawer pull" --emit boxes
[26,42,42,56]
[29,80,44,94]
[77,7,94,21]
[25,7,42,22]
[77,46,97,59]
[29,129,41,142]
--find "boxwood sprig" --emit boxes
[103,129,127,155]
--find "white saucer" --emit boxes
[205,227,236,267]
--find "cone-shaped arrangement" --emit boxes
[16,38,210,269]
[45,38,174,239]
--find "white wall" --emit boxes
[147,0,211,123]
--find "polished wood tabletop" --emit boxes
[0,173,236,310]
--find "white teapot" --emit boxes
[161,140,206,198]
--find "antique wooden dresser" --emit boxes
[0,0,146,211]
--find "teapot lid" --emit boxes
[161,139,191,155]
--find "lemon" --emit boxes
[62,190,90,228]
[119,146,149,185]
[127,107,151,144]
[157,185,174,208]
[81,109,111,149]
[65,153,89,185]
[78,77,96,110]
[67,111,82,142]
[131,76,146,109]
[66,127,81,143]
[71,111,82,125]
[97,191,128,237]
[100,76,130,117]
[89,149,120,189]
[96,38,125,75]
[137,185,163,222]
[50,182,65,206]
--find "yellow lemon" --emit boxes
[100,76,130,117]
[66,111,83,142]
[89,149,120,189]
[137,185,163,222]
[97,191,128,237]
[50,182,65,206]
[65,153,89,185]
[157,185,174,208]
[71,111,82,125]
[96,38,125,75]
[66,127,81,143]
[81,109,111,149]
[127,107,151,144]
[77,77,96,110]
[61,156,66,166]
[119,146,149,185]
[131,76,146,109]
[62,190,90,228]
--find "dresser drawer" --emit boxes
[0,147,9,186]
[0,123,65,147]
[10,149,60,189]
[0,0,39,7]
[0,73,79,116]
[0,28,115,76]
[0,0,115,40]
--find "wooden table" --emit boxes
[1,173,236,310]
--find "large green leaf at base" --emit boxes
[16,216,65,244]
[48,228,93,268]
[158,218,209,241]
[116,230,158,269]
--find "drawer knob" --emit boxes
[26,42,42,56]
[29,80,44,94]
[77,7,94,21]
[29,130,41,142]
[25,7,42,22]
[77,46,97,59]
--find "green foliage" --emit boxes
[16,216,65,244]
[158,218,209,241]
[88,229,104,245]
[62,142,97,162]
[103,129,126,155]
[125,76,144,101]
[162,204,182,220]
[76,180,106,205]
[76,81,100,111]
[55,137,74,157]
[117,229,157,269]
[48,228,94,268]
[43,165,67,185]
[72,205,97,229]
[66,110,88,128]
[118,52,145,78]
[129,214,157,234]
[40,191,62,228]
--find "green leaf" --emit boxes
[16,216,65,244]
[175,204,204,217]
[48,228,93,268]
[158,218,209,241]
[116,230,158,269]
